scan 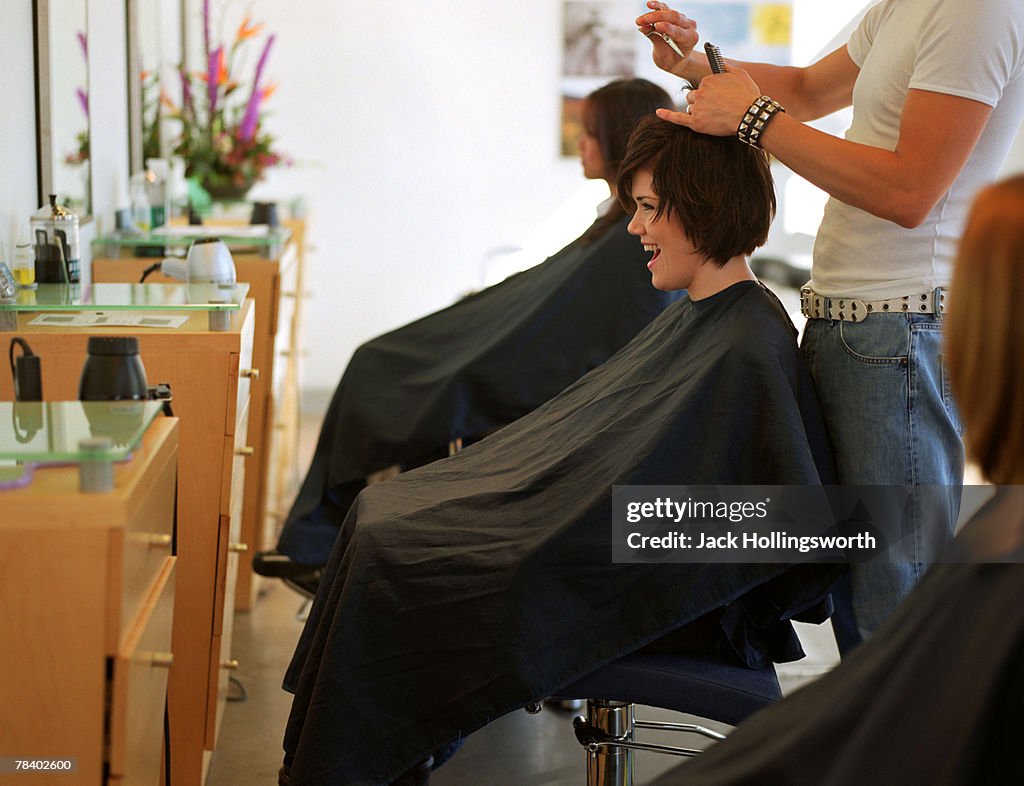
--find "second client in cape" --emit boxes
[256,79,681,586]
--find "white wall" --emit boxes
[243,0,604,394]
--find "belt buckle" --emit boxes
[799,286,813,317]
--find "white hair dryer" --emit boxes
[161,238,237,284]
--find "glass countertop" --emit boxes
[0,401,164,462]
[94,224,291,253]
[0,282,248,312]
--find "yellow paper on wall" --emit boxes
[752,4,792,46]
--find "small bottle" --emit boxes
[145,159,171,229]
[12,224,36,288]
[130,172,152,232]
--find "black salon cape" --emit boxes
[282,282,843,786]
[277,216,681,564]
[673,488,1024,786]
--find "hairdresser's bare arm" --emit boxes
[757,89,992,227]
[662,64,993,228]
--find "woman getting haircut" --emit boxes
[668,175,1024,786]
[257,78,681,581]
[278,117,844,786]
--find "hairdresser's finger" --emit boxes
[636,7,696,32]
[655,106,693,128]
[647,20,699,53]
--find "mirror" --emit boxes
[127,0,181,175]
[35,0,91,217]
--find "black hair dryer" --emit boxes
[9,337,43,401]
[9,337,43,442]
[78,336,149,401]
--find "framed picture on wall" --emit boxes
[558,0,793,156]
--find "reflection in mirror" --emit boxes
[127,0,178,174]
[35,0,91,217]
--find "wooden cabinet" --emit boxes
[0,302,254,785]
[94,235,304,612]
[0,416,178,785]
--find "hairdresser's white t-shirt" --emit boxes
[810,0,1024,299]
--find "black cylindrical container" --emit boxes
[78,336,149,401]
[250,201,280,226]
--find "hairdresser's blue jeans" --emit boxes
[801,313,964,646]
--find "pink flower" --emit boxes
[239,34,275,142]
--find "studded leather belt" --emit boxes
[799,286,947,323]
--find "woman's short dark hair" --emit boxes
[616,115,776,266]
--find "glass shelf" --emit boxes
[0,401,164,462]
[93,225,291,259]
[174,195,307,222]
[0,282,248,312]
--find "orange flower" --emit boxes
[260,82,278,101]
[215,48,228,85]
[236,16,265,42]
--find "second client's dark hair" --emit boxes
[580,79,674,246]
[616,115,776,266]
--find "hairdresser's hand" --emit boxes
[657,67,761,137]
[636,1,699,78]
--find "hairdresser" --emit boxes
[638,0,1024,648]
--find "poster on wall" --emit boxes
[563,2,638,77]
[559,0,793,156]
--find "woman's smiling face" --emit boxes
[626,169,704,292]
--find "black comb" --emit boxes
[704,42,726,74]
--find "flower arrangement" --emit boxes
[172,1,286,199]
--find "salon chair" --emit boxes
[530,650,780,785]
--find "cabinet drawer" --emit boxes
[272,250,300,398]
[115,424,177,647]
[220,398,251,519]
[205,549,239,750]
[109,557,175,783]
[227,304,257,438]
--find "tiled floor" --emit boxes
[205,409,841,786]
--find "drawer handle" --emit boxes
[235,446,255,457]
[147,533,173,547]
[129,532,173,547]
[222,659,240,671]
[229,542,249,553]
[150,652,174,669]
[240,368,260,380]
